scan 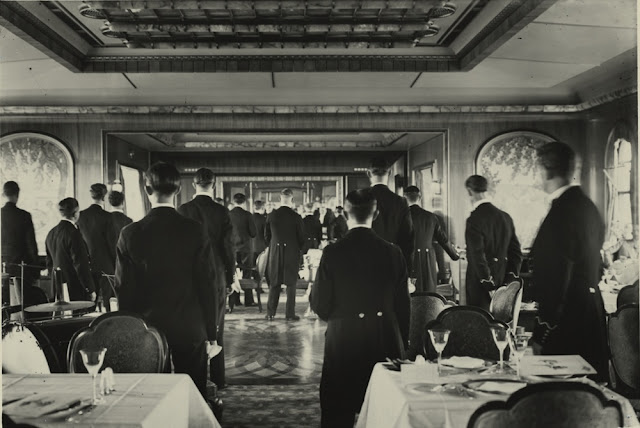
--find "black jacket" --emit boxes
[465,202,522,310]
[111,211,132,240]
[531,186,608,377]
[252,212,268,255]
[77,204,116,275]
[229,207,257,255]
[310,228,409,412]
[409,205,459,293]
[1,202,39,279]
[370,184,415,271]
[265,206,305,286]
[302,214,322,252]
[45,220,95,300]
[178,196,235,286]
[333,215,348,241]
[115,207,217,345]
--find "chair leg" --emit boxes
[257,288,262,312]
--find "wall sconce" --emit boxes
[128,150,135,159]
[431,180,442,195]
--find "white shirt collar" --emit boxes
[111,208,124,213]
[193,191,213,199]
[151,202,174,209]
[472,198,491,211]
[62,218,77,228]
[549,184,577,201]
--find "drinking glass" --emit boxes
[428,328,450,375]
[79,348,107,405]
[509,334,530,378]
[490,325,509,372]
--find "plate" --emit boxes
[405,383,442,394]
[440,356,485,369]
[463,379,527,395]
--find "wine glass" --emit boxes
[490,325,509,372]
[509,334,530,378]
[428,328,450,375]
[79,348,107,405]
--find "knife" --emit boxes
[41,399,83,416]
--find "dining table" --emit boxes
[356,356,640,428]
[3,373,221,428]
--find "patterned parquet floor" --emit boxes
[219,288,325,427]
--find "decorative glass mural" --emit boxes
[476,132,556,249]
[0,133,74,255]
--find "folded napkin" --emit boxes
[474,381,526,394]
[4,394,83,418]
[441,356,485,369]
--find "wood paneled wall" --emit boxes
[105,135,150,185]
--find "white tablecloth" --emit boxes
[356,363,640,428]
[3,374,221,428]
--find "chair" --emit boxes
[424,306,509,361]
[407,292,449,360]
[490,280,523,328]
[68,311,168,374]
[467,381,623,428]
[616,281,639,309]
[608,303,639,397]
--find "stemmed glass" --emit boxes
[79,348,107,405]
[428,328,450,375]
[509,334,530,378]
[490,325,509,372]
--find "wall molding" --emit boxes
[0,86,635,116]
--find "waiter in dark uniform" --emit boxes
[178,168,235,389]
[531,142,608,379]
[77,183,115,310]
[116,162,220,398]
[311,188,409,428]
[332,206,348,241]
[464,175,522,311]
[367,158,415,271]
[302,202,322,253]
[265,188,305,321]
[229,193,257,306]
[404,186,459,293]
[1,181,39,284]
[251,200,268,288]
[45,198,96,302]
[108,191,132,240]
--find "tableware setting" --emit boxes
[427,328,451,375]
[79,347,107,405]
[462,379,528,395]
[490,325,509,373]
[440,356,485,370]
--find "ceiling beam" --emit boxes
[0,1,85,72]
[458,0,559,71]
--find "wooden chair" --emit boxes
[67,311,168,373]
[616,281,639,309]
[608,303,639,397]
[490,280,523,328]
[407,292,449,360]
[424,306,509,362]
[468,381,623,428]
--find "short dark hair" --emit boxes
[233,193,246,204]
[465,175,488,193]
[90,183,108,201]
[404,185,420,203]
[281,188,293,197]
[254,200,264,210]
[3,181,19,197]
[145,162,180,196]
[536,141,575,180]
[108,191,125,207]
[194,168,214,187]
[304,202,314,212]
[345,188,377,223]
[59,197,79,219]
[335,206,344,214]
[368,158,390,176]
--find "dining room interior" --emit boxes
[1,0,639,427]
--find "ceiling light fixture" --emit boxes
[78,4,106,19]
[430,2,458,19]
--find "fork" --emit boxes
[65,404,96,422]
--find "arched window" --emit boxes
[0,133,75,255]
[476,131,557,249]
[604,120,638,265]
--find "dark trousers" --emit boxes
[236,252,255,305]
[210,282,226,387]
[171,341,208,399]
[321,406,356,428]
[92,272,112,312]
[267,281,296,318]
[466,281,491,312]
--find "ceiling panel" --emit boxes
[0,26,50,63]
[413,58,593,88]
[490,24,636,65]
[0,60,131,90]
[534,0,637,29]
[274,72,419,88]
[126,73,272,89]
